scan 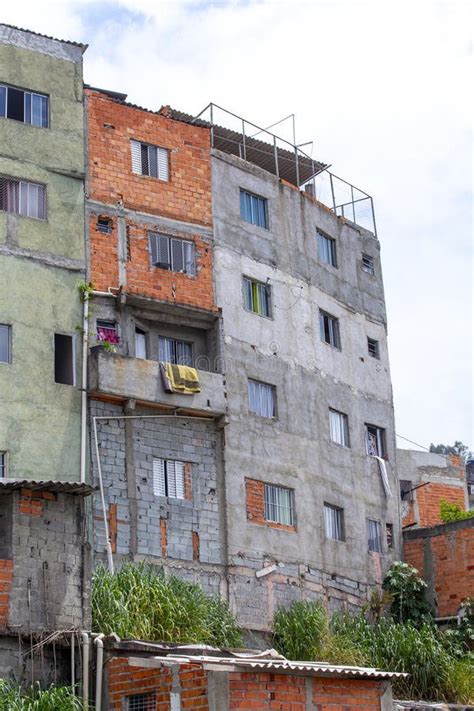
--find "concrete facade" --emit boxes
[0,25,86,481]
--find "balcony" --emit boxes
[88,350,227,416]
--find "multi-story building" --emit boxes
[86,92,401,633]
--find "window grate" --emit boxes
[248,379,276,418]
[319,310,341,349]
[362,253,375,275]
[264,483,294,526]
[149,233,196,275]
[126,692,156,711]
[97,216,112,234]
[366,424,386,458]
[243,277,271,317]
[367,337,379,359]
[0,84,49,127]
[240,189,268,229]
[324,504,344,541]
[317,230,337,267]
[0,175,46,219]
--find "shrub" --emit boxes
[439,500,474,523]
[382,561,432,624]
[0,682,83,710]
[92,562,242,647]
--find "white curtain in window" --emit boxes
[248,380,274,418]
[264,484,293,525]
[367,519,382,552]
[324,505,343,540]
[329,410,348,446]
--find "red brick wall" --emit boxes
[403,520,474,617]
[19,487,57,517]
[0,559,13,627]
[416,482,465,528]
[86,90,212,227]
[229,672,306,710]
[312,678,384,710]
[245,478,296,532]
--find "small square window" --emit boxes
[0,452,7,478]
[0,324,11,364]
[126,693,156,711]
[367,337,380,359]
[243,277,271,317]
[264,483,294,526]
[320,310,341,349]
[362,253,375,275]
[386,523,394,549]
[96,216,112,234]
[367,519,382,553]
[153,458,185,499]
[54,334,75,386]
[366,424,386,458]
[248,379,276,418]
[240,189,268,229]
[329,409,350,447]
[324,503,345,541]
[317,230,337,267]
[131,139,169,181]
[399,479,413,502]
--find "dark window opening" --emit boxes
[367,337,380,359]
[320,310,341,349]
[386,523,394,549]
[54,334,75,385]
[362,253,375,275]
[0,84,49,127]
[0,452,7,478]
[399,479,413,501]
[97,216,112,234]
[366,424,387,458]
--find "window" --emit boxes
[367,519,382,553]
[159,336,193,366]
[0,452,7,478]
[0,84,49,127]
[386,523,394,549]
[96,216,112,234]
[149,233,196,275]
[243,277,271,317]
[54,334,75,385]
[240,189,268,229]
[399,479,413,501]
[153,458,185,499]
[131,139,169,181]
[329,409,350,447]
[324,503,345,541]
[126,693,156,711]
[264,483,294,526]
[366,424,386,458]
[0,176,46,219]
[96,320,119,345]
[135,328,147,359]
[362,253,375,275]
[319,310,341,349]
[248,379,276,418]
[367,337,380,359]
[317,230,337,267]
[0,324,11,364]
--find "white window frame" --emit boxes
[329,408,350,447]
[324,503,345,541]
[264,483,295,526]
[317,230,337,267]
[366,424,386,458]
[367,518,382,553]
[0,175,47,220]
[0,83,49,128]
[319,310,341,349]
[248,379,276,418]
[153,458,185,499]
[131,139,169,181]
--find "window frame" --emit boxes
[319,309,341,350]
[0,451,7,478]
[148,232,196,276]
[131,139,169,181]
[96,216,112,234]
[54,333,76,387]
[386,523,394,549]
[0,175,47,220]
[366,424,387,459]
[362,253,375,275]
[264,483,295,526]
[317,230,338,268]
[96,320,120,345]
[242,276,272,318]
[367,337,380,359]
[248,378,277,419]
[328,408,350,447]
[134,327,147,359]
[152,458,185,500]
[0,324,12,364]
[0,83,49,128]
[324,503,345,541]
[240,188,269,229]
[158,335,194,366]
[367,518,383,553]
[125,692,157,711]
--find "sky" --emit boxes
[3,0,473,452]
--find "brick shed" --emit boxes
[102,640,403,710]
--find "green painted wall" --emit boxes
[0,31,85,481]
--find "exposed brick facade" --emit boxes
[403,518,474,617]
[0,559,13,627]
[245,478,296,532]
[402,482,466,529]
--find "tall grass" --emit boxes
[92,562,242,647]
[0,682,83,710]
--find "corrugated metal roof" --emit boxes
[0,479,96,495]
[0,23,87,51]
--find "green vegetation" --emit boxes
[382,561,432,623]
[92,562,242,647]
[0,682,83,710]
[439,500,474,523]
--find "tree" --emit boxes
[429,441,472,461]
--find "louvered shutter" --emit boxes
[131,140,142,174]
[175,461,185,499]
[170,238,184,272]
[157,147,169,181]
[148,146,158,178]
[153,458,166,497]
[150,234,171,268]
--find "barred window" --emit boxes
[366,424,386,458]
[319,310,341,349]
[149,233,196,275]
[243,276,271,317]
[317,230,337,267]
[264,483,294,526]
[0,175,46,219]
[126,693,156,711]
[324,503,345,541]
[329,409,350,447]
[248,379,276,418]
[367,519,382,553]
[240,189,268,229]
[153,458,185,499]
[0,84,49,127]
[131,139,169,181]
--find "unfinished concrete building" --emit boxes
[87,93,401,632]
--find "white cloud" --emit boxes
[3,0,473,449]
